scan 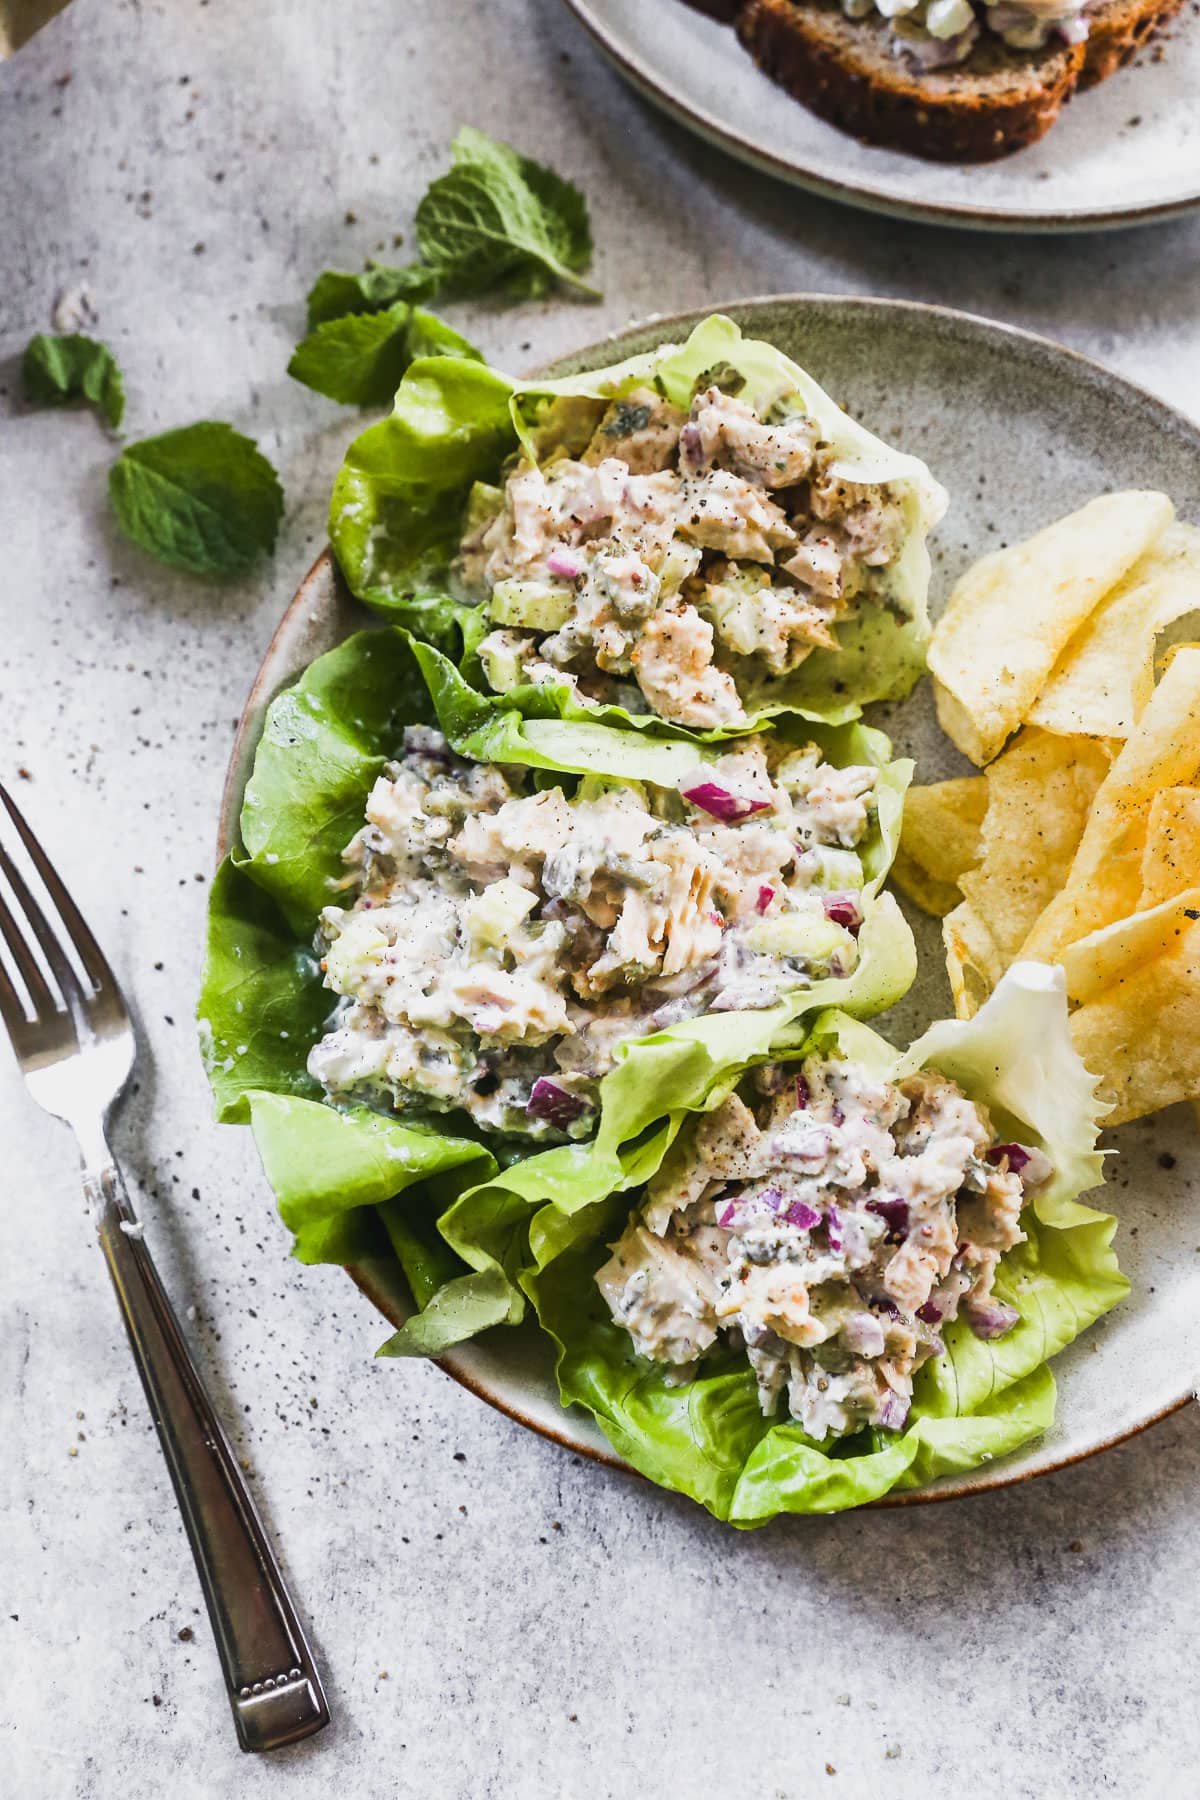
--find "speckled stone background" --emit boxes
[3,4,1200,1796]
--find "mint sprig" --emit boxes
[303,126,599,332]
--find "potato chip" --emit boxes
[943,900,1002,1021]
[958,728,1113,972]
[1028,523,1200,740]
[1068,911,1200,1125]
[929,491,1175,766]
[1140,787,1200,908]
[1059,888,1200,1006]
[890,777,987,917]
[1021,648,1200,963]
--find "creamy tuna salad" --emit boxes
[457,380,914,731]
[842,0,1092,69]
[308,726,884,1140]
[598,1056,1051,1440]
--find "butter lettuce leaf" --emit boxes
[328,313,947,738]
[480,964,1125,1522]
[200,619,917,1362]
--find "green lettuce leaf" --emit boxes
[197,629,493,1317]
[491,963,1126,1522]
[328,313,946,737]
[237,626,433,931]
[200,619,915,1358]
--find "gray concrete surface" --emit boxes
[3,3,1200,1795]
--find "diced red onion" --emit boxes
[866,1196,910,1241]
[526,1078,589,1130]
[679,420,703,474]
[717,1201,738,1228]
[965,1299,1020,1341]
[756,884,775,914]
[823,892,862,937]
[915,1299,943,1326]
[873,1294,900,1317]
[825,1204,844,1253]
[986,1142,1031,1172]
[795,1073,809,1110]
[784,1199,821,1230]
[679,780,772,822]
[877,1391,910,1433]
[546,547,584,579]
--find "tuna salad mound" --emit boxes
[308,725,885,1141]
[840,0,1092,70]
[458,382,915,731]
[598,1056,1052,1440]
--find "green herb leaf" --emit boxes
[288,303,482,408]
[305,261,440,329]
[108,422,284,576]
[405,306,483,364]
[414,126,598,302]
[288,303,417,407]
[22,332,126,429]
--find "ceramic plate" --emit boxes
[219,296,1200,1506]
[561,0,1200,232]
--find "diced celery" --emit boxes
[464,878,537,951]
[324,915,388,988]
[463,481,503,538]
[659,540,702,596]
[811,847,865,891]
[744,913,850,960]
[489,579,574,630]
[774,747,822,792]
[479,637,525,694]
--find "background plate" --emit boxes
[561,0,1200,232]
[220,296,1200,1506]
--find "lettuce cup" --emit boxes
[329,314,947,740]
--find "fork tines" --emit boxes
[0,783,115,1035]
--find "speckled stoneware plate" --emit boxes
[219,296,1200,1507]
[561,0,1200,232]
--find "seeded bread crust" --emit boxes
[733,0,1184,160]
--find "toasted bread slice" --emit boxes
[734,0,1183,160]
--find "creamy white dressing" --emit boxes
[460,383,910,732]
[842,0,1094,67]
[307,729,880,1139]
[597,1058,1049,1440]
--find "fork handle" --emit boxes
[86,1159,330,1753]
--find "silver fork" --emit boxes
[0,783,329,1753]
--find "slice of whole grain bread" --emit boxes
[733,0,1183,160]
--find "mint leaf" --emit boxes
[305,262,439,329]
[108,423,284,576]
[405,307,484,364]
[289,304,417,407]
[414,126,598,302]
[22,332,125,429]
[288,304,482,408]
